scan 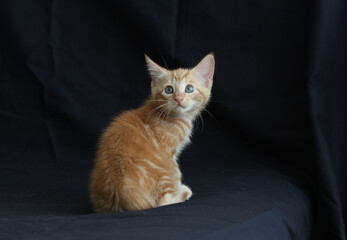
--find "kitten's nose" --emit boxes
[174,96,184,103]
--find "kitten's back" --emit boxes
[90,106,175,212]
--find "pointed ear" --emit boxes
[193,53,215,87]
[144,54,168,86]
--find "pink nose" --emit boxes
[174,96,184,103]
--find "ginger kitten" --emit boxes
[89,53,215,212]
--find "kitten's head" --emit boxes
[145,53,215,118]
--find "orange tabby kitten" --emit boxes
[89,53,215,212]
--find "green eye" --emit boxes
[185,85,194,93]
[165,86,174,94]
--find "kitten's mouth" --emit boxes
[175,103,185,109]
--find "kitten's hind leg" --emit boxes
[120,187,156,211]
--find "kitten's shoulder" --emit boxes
[110,107,145,128]
[100,108,142,141]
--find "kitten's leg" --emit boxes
[176,184,193,202]
[157,181,179,206]
[158,184,192,206]
[158,192,181,206]
[171,168,192,202]
[158,185,192,206]
[157,177,183,206]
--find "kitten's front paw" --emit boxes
[180,184,193,201]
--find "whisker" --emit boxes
[160,108,169,123]
[198,113,204,134]
[193,116,200,133]
[162,110,177,141]
[155,107,168,124]
[145,103,170,123]
[193,112,201,134]
[159,51,169,70]
[165,107,172,120]
[203,108,218,124]
[148,99,168,102]
[163,107,169,120]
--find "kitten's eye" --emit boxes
[185,85,194,93]
[165,86,174,94]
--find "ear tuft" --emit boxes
[144,54,167,85]
[193,53,215,87]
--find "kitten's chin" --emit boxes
[170,106,197,119]
[169,107,186,117]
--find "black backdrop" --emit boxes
[0,0,346,239]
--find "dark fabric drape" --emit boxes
[308,0,347,238]
[0,0,346,239]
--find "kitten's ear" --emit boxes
[144,54,168,86]
[193,53,215,87]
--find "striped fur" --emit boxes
[90,53,215,212]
